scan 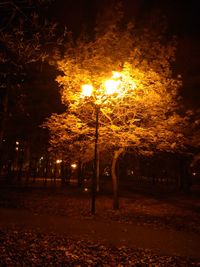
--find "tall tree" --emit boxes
[45,4,187,209]
[0,0,65,179]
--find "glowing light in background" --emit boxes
[71,163,77,169]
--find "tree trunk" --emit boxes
[0,89,9,175]
[0,88,9,149]
[96,148,100,192]
[78,160,83,187]
[111,147,124,210]
[179,155,191,193]
[17,149,24,184]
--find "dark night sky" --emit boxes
[1,0,199,108]
[47,0,199,32]
[46,0,200,108]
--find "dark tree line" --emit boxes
[0,0,65,182]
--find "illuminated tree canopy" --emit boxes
[45,8,186,164]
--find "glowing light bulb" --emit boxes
[82,84,93,97]
[104,80,119,95]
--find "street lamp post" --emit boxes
[91,104,99,214]
[82,72,122,215]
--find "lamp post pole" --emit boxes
[82,73,123,215]
[91,104,99,215]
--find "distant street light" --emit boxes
[71,163,77,169]
[82,72,122,215]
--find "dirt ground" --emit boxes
[0,183,200,266]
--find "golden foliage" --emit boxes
[45,14,185,161]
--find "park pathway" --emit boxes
[0,207,199,260]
